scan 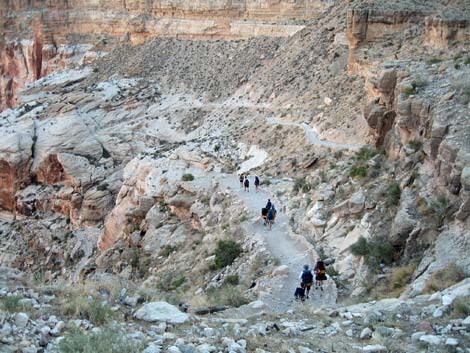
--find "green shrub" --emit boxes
[159,244,179,257]
[349,164,368,178]
[59,326,144,353]
[350,237,395,267]
[350,237,369,256]
[428,57,443,64]
[412,75,428,88]
[1,295,22,312]
[356,146,378,161]
[293,177,311,193]
[408,139,423,151]
[386,182,401,207]
[454,78,470,104]
[239,215,248,223]
[207,285,249,307]
[464,57,470,65]
[334,151,343,159]
[158,274,187,291]
[214,144,221,152]
[182,173,194,181]
[60,297,115,325]
[214,240,243,269]
[224,275,240,286]
[452,296,470,316]
[423,263,466,293]
[403,86,415,95]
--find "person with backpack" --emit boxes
[266,207,275,230]
[271,204,277,223]
[239,174,244,188]
[314,258,327,291]
[254,176,260,192]
[244,176,250,192]
[265,199,272,210]
[261,207,268,226]
[294,282,306,301]
[299,264,314,298]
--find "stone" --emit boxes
[142,343,162,353]
[51,321,65,336]
[445,338,458,346]
[419,335,442,345]
[442,294,455,306]
[249,300,265,309]
[15,313,29,328]
[349,191,365,214]
[346,329,354,337]
[360,327,373,340]
[433,308,443,318]
[134,302,189,324]
[411,331,425,341]
[462,316,470,325]
[362,345,387,353]
[272,265,289,276]
[167,347,182,353]
[298,347,314,353]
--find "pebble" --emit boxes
[15,313,29,328]
[360,327,373,340]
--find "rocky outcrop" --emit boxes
[424,17,470,48]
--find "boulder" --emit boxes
[363,345,387,353]
[419,335,442,345]
[360,327,373,340]
[134,302,189,324]
[349,191,365,214]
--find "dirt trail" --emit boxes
[266,116,364,151]
[218,175,336,312]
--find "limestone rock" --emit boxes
[134,302,189,324]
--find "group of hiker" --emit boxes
[295,260,327,301]
[236,173,328,300]
[239,174,260,192]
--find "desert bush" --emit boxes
[207,285,249,307]
[423,263,466,293]
[350,237,395,268]
[386,182,401,207]
[427,57,443,64]
[59,296,115,325]
[224,274,240,286]
[408,139,423,151]
[349,164,368,178]
[403,86,415,95]
[454,78,470,104]
[159,244,179,257]
[452,296,470,316]
[158,273,187,292]
[412,75,428,88]
[182,173,194,181]
[1,295,22,312]
[59,326,144,353]
[356,146,378,161]
[214,240,243,269]
[387,264,416,296]
[293,177,311,193]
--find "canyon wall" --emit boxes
[0,0,326,110]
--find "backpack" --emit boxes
[255,177,260,185]
[301,270,313,284]
[244,179,249,187]
[267,208,274,220]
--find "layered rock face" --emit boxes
[0,0,323,110]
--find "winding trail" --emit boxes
[218,175,336,312]
[266,117,364,151]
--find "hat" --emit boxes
[303,264,309,270]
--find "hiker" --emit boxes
[266,207,275,230]
[265,199,272,210]
[254,176,260,192]
[261,207,268,226]
[299,264,314,299]
[294,282,306,301]
[239,174,244,188]
[314,258,327,291]
[244,176,250,192]
[271,204,277,223]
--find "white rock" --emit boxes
[272,265,289,276]
[346,329,354,337]
[324,97,333,106]
[21,348,37,353]
[445,338,458,346]
[142,343,162,353]
[203,327,215,337]
[134,302,188,324]
[362,345,387,353]
[462,316,470,325]
[249,300,265,309]
[411,331,425,341]
[51,321,65,336]
[15,313,29,328]
[360,327,373,340]
[442,294,455,306]
[0,322,12,336]
[419,335,442,345]
[298,347,314,353]
[167,347,182,353]
[433,308,443,318]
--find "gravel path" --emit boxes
[266,116,364,151]
[218,175,336,312]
